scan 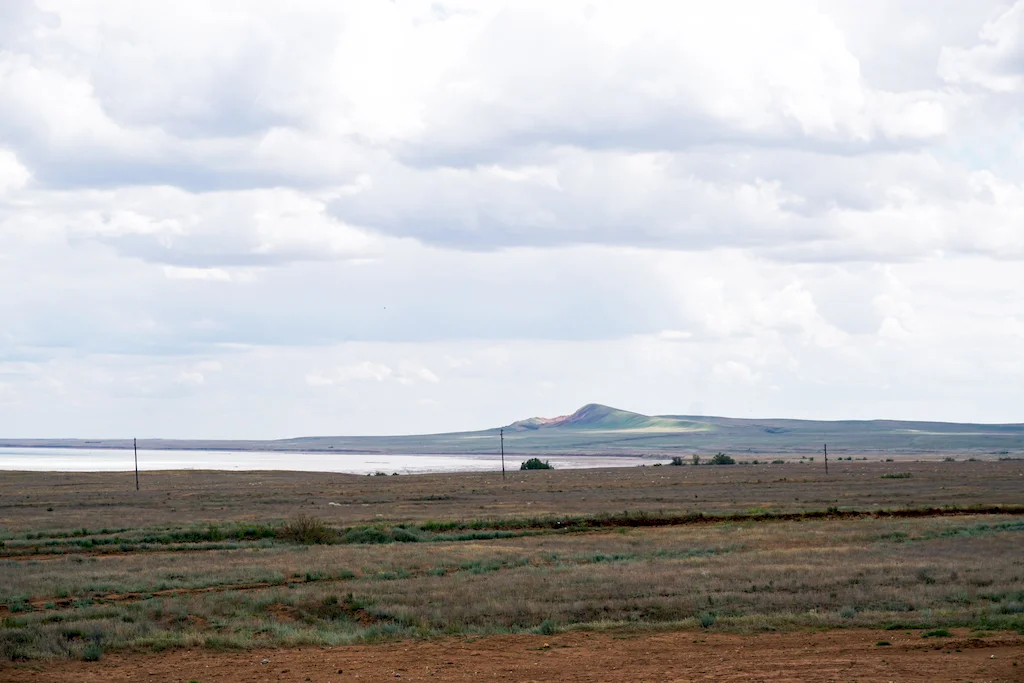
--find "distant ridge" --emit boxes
[3,403,1024,457]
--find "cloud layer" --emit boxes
[1,0,1023,436]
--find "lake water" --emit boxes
[0,447,651,475]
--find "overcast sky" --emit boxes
[1,0,1023,438]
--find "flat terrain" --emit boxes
[2,458,1022,531]
[1,459,1022,680]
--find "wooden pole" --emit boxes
[134,438,139,491]
[500,428,505,481]
[824,443,828,475]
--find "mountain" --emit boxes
[3,404,1024,457]
[507,404,679,431]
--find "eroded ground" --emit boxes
[3,629,1022,682]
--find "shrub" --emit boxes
[520,458,553,470]
[81,642,103,661]
[670,457,685,466]
[390,526,425,543]
[915,568,935,584]
[278,514,337,545]
[771,459,785,464]
[536,618,557,635]
[881,472,912,479]
[922,629,951,638]
[691,454,701,465]
[709,453,735,465]
[341,526,392,544]
[1001,601,1024,614]
[698,612,716,628]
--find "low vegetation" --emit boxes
[278,514,338,545]
[0,460,1020,661]
[1,511,1022,660]
[520,458,554,470]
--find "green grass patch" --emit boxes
[922,629,952,638]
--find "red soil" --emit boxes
[3,629,1021,682]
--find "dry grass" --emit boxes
[1,459,1020,533]
[2,514,1022,660]
[0,460,1021,660]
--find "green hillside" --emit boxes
[5,403,1024,457]
[507,404,693,432]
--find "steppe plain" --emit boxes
[1,456,1022,681]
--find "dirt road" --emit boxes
[3,629,1021,682]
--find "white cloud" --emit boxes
[939,2,1024,92]
[164,264,252,280]
[0,1,1023,437]
[0,148,30,195]
[306,361,439,388]
[712,361,761,384]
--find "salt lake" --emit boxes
[0,447,651,475]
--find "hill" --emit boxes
[3,404,1024,457]
[507,404,687,431]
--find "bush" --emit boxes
[881,472,912,479]
[915,568,935,584]
[278,514,337,545]
[520,458,553,470]
[81,642,103,661]
[922,629,951,638]
[535,618,557,635]
[670,457,685,466]
[709,453,735,465]
[341,526,393,544]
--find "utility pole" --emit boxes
[824,443,828,476]
[500,428,505,481]
[134,438,140,491]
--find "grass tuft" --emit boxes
[278,515,337,545]
[921,629,952,638]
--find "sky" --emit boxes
[1,0,1023,438]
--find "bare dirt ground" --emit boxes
[3,629,1021,682]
